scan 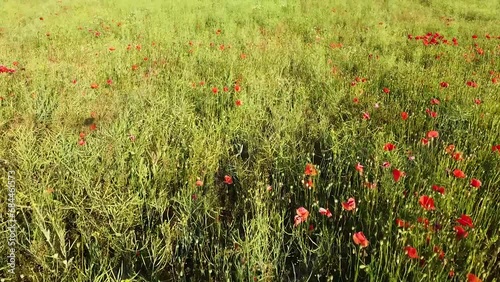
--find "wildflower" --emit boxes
[352,232,369,248]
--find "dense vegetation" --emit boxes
[1,0,499,281]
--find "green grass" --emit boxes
[1,0,500,281]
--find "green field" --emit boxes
[1,0,500,281]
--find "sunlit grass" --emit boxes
[1,0,499,281]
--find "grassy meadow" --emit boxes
[1,0,500,281]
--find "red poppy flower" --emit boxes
[132,64,138,71]
[445,144,455,154]
[417,217,430,228]
[384,143,396,151]
[453,169,466,178]
[355,163,364,174]
[396,218,410,228]
[467,273,482,282]
[419,195,435,210]
[223,86,229,92]
[319,207,332,218]
[404,246,419,259]
[433,246,445,260]
[109,47,116,51]
[235,100,242,106]
[362,112,370,120]
[79,132,86,139]
[472,34,478,39]
[89,123,97,131]
[195,179,203,187]
[452,152,464,161]
[440,81,449,88]
[432,185,445,195]
[304,163,317,176]
[234,84,241,92]
[78,139,86,146]
[467,81,478,88]
[342,197,356,211]
[382,161,391,168]
[427,130,439,138]
[401,111,408,120]
[474,98,481,105]
[294,207,310,227]
[425,108,438,118]
[383,87,390,94]
[456,214,474,228]
[106,79,113,85]
[352,231,369,248]
[392,169,405,182]
[454,225,468,240]
[421,138,429,145]
[353,97,359,104]
[493,77,498,84]
[212,87,218,94]
[90,83,99,89]
[224,175,233,185]
[492,145,500,153]
[430,98,440,105]
[470,178,481,188]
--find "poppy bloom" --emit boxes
[235,100,242,106]
[382,161,391,168]
[404,246,419,259]
[319,207,332,218]
[132,65,138,71]
[234,84,241,92]
[79,132,86,139]
[212,87,218,94]
[474,98,481,105]
[452,152,464,161]
[467,81,478,88]
[401,111,408,120]
[342,197,356,211]
[433,246,445,260]
[392,169,405,182]
[430,98,440,105]
[467,273,482,282]
[355,163,364,174]
[427,130,439,138]
[425,108,438,118]
[454,225,468,240]
[456,214,474,228]
[470,178,481,188]
[421,138,429,146]
[383,87,390,94]
[78,139,86,146]
[492,145,500,153]
[90,83,99,89]
[223,86,229,92]
[417,217,430,228]
[294,207,310,227]
[384,143,396,151]
[89,123,97,131]
[304,163,317,176]
[440,81,449,88]
[353,97,359,104]
[419,195,435,211]
[362,112,370,120]
[396,218,410,228]
[352,231,369,248]
[453,169,466,178]
[195,179,203,187]
[432,185,445,195]
[223,175,233,185]
[445,144,455,154]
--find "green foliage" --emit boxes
[1,0,499,281]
